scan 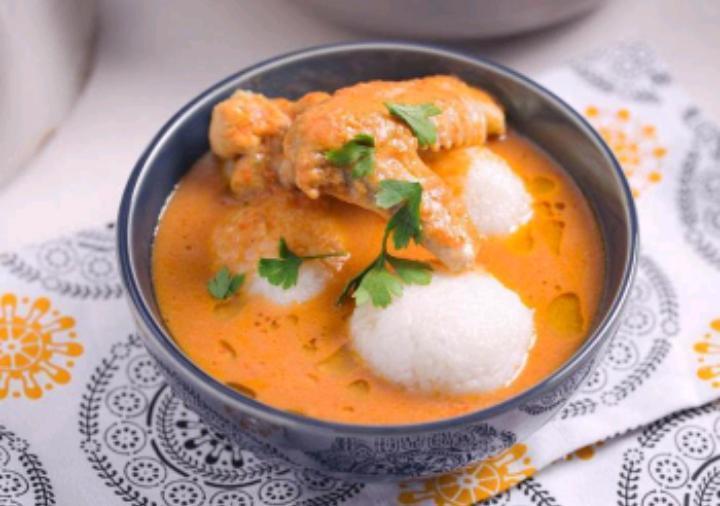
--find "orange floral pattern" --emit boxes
[584,106,667,197]
[564,441,605,461]
[693,319,720,388]
[397,444,535,505]
[0,293,82,399]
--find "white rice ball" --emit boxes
[249,262,329,305]
[462,147,533,236]
[350,272,536,394]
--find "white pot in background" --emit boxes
[298,0,606,40]
[0,0,96,186]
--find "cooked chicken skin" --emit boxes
[210,90,332,157]
[208,91,289,197]
[210,90,334,198]
[208,76,505,271]
[209,90,292,159]
[282,76,504,270]
[283,76,504,194]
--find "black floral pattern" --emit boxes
[572,41,671,102]
[0,425,55,506]
[479,478,562,506]
[518,360,595,417]
[559,256,679,420]
[678,107,720,271]
[78,334,362,506]
[616,401,720,506]
[0,224,123,300]
[307,426,516,479]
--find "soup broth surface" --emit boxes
[153,132,604,424]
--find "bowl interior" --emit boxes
[122,42,635,427]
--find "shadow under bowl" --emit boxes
[117,41,638,481]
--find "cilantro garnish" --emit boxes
[324,133,375,179]
[353,262,404,307]
[258,238,346,290]
[338,180,432,308]
[208,266,246,300]
[376,180,422,249]
[386,256,432,285]
[385,102,442,147]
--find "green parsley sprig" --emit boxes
[208,266,246,300]
[375,180,423,249]
[324,133,375,179]
[385,102,442,147]
[338,180,432,308]
[258,238,346,289]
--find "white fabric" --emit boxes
[0,43,719,506]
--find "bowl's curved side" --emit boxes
[117,42,638,480]
[132,308,611,481]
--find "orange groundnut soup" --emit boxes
[153,77,604,425]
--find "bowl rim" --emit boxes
[118,40,638,436]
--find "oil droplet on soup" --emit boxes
[529,176,556,194]
[537,218,565,254]
[547,293,584,336]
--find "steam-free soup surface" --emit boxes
[153,131,604,424]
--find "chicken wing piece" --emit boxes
[281,76,505,271]
[209,90,292,159]
[210,90,331,198]
[210,90,332,158]
[208,76,505,270]
[422,75,505,150]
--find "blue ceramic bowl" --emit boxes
[117,42,638,481]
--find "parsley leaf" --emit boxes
[375,179,420,208]
[324,133,375,179]
[208,266,246,300]
[387,203,421,249]
[376,180,422,249]
[353,264,403,308]
[337,258,377,306]
[258,238,346,290]
[385,102,442,147]
[258,239,302,289]
[386,256,432,285]
[336,181,433,308]
[337,253,433,308]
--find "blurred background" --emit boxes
[1,0,718,249]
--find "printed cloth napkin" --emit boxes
[1,42,719,506]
